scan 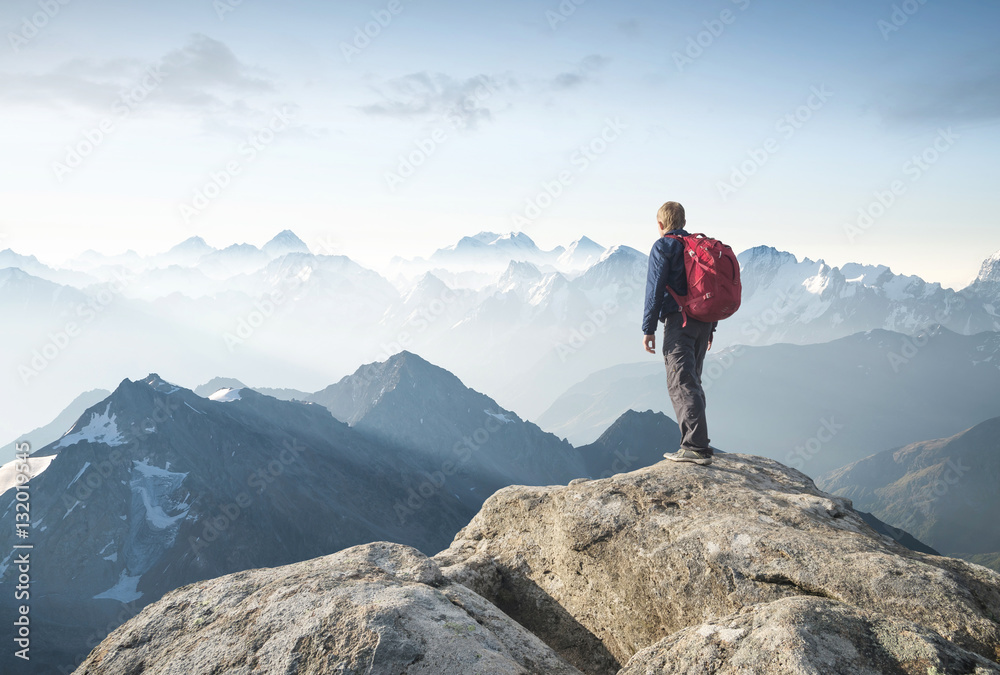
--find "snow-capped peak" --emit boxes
[498,260,543,287]
[976,250,1000,285]
[738,245,799,269]
[558,236,606,271]
[262,230,309,258]
[596,244,643,265]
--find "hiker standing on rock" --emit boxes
[642,201,742,466]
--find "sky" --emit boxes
[1,0,998,289]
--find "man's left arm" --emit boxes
[642,240,668,353]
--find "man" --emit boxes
[642,201,716,466]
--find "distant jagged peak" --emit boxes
[738,245,800,268]
[380,349,453,381]
[0,266,58,287]
[558,236,606,270]
[492,231,538,247]
[399,270,456,305]
[467,231,504,245]
[840,262,894,285]
[140,373,183,395]
[0,248,42,265]
[167,236,212,253]
[445,231,539,252]
[262,230,309,257]
[498,259,543,285]
[596,243,644,264]
[567,235,603,250]
[195,377,248,398]
[526,270,571,303]
[408,269,450,292]
[214,242,263,255]
[976,249,1000,284]
[331,350,472,409]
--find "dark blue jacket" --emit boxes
[642,231,688,335]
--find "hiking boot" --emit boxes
[664,448,713,466]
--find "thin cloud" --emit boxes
[549,54,611,91]
[0,34,276,116]
[360,71,513,130]
[359,56,609,130]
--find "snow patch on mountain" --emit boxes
[67,461,91,489]
[209,388,242,402]
[93,569,143,602]
[0,454,56,495]
[485,410,515,424]
[56,404,124,448]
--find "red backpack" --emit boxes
[665,233,742,326]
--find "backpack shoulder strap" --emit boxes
[662,234,690,327]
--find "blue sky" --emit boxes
[1,0,998,288]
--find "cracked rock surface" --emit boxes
[435,454,1000,674]
[74,542,583,675]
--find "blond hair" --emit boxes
[657,202,686,232]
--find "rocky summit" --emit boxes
[76,454,1000,675]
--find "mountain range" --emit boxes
[3,231,999,467]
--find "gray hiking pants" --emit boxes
[662,312,713,453]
